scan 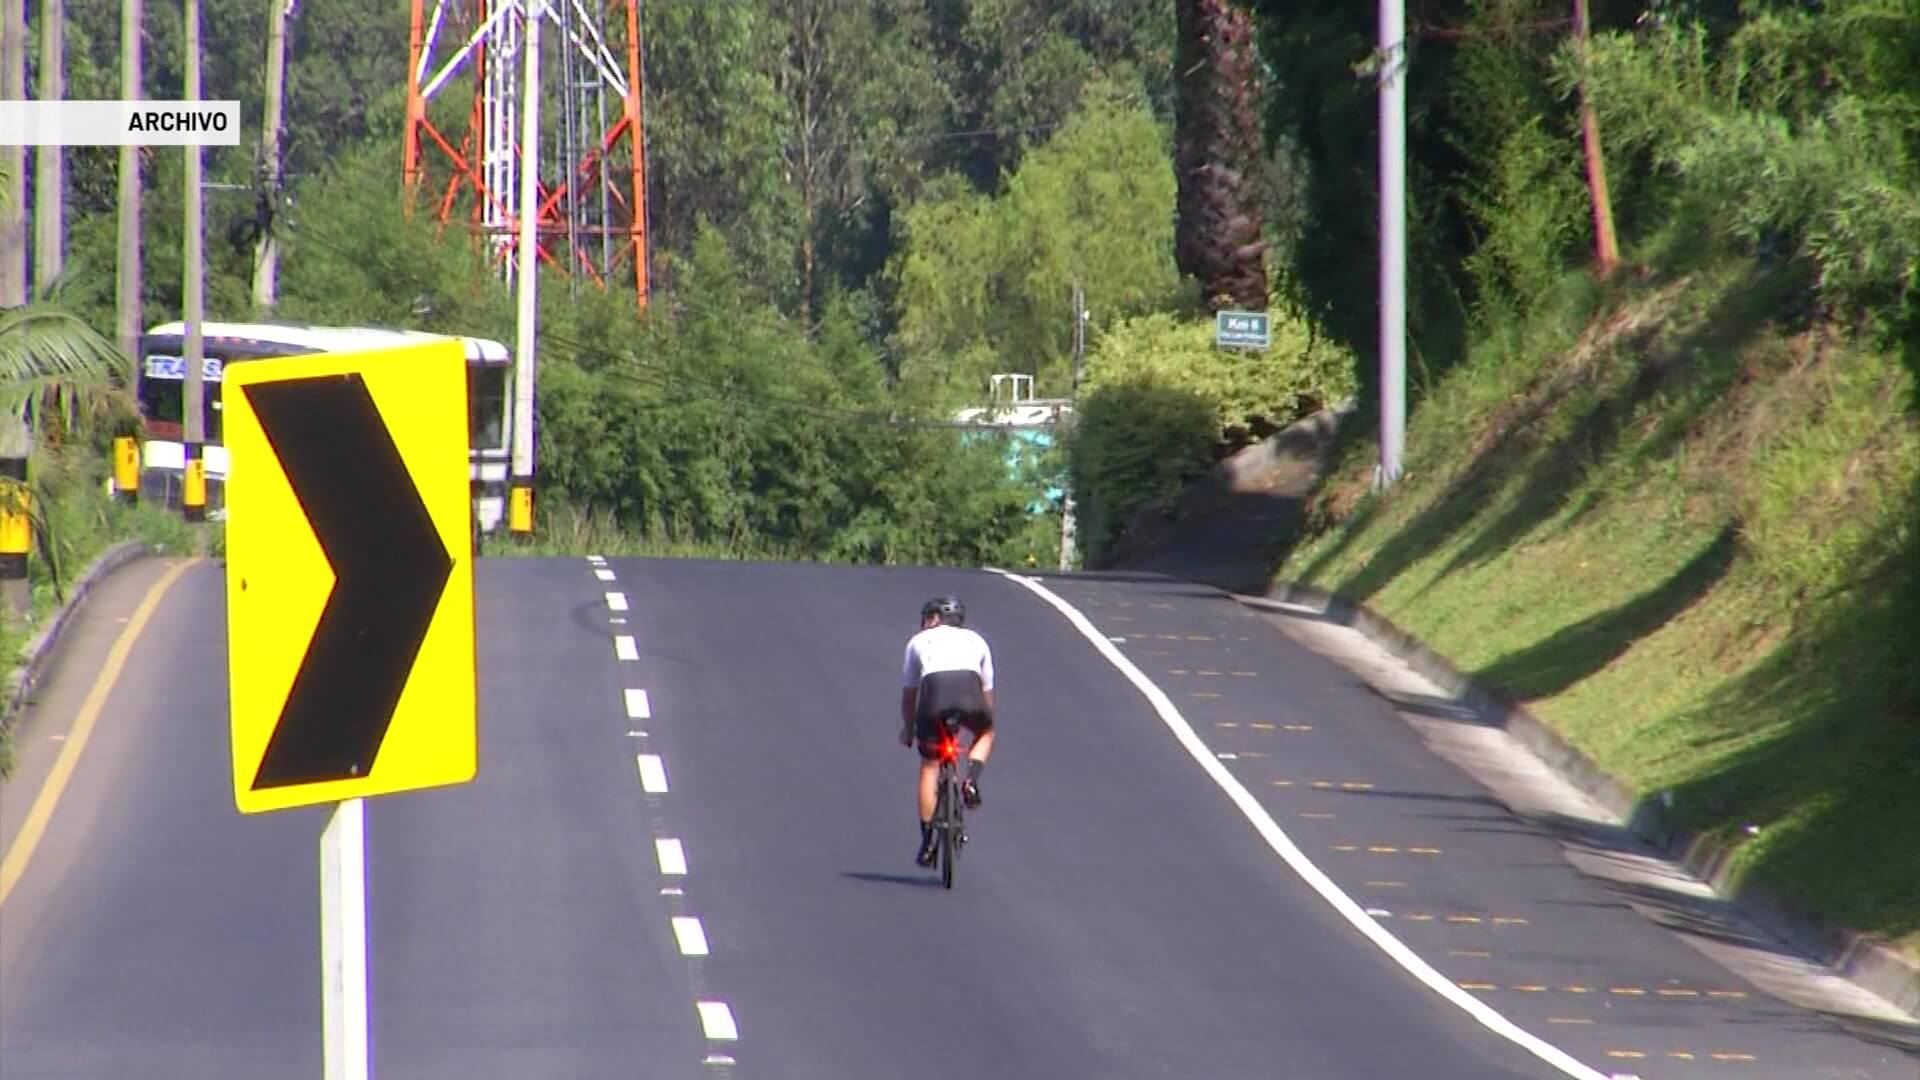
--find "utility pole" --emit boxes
[35,0,66,291]
[508,0,544,537]
[117,0,144,366]
[182,0,207,522]
[1058,281,1087,573]
[1,0,26,307]
[1572,0,1619,276]
[1377,0,1406,489]
[253,0,290,310]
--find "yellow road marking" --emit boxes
[1341,781,1374,790]
[1269,779,1292,787]
[1449,949,1492,958]
[1491,916,1530,925]
[1445,914,1481,923]
[1168,668,1190,675]
[1707,990,1748,999]
[1409,846,1443,855]
[1610,987,1646,996]
[1216,721,1240,728]
[1657,988,1700,997]
[1331,844,1359,852]
[1197,670,1222,676]
[1299,812,1334,819]
[1363,880,1406,888]
[1407,914,1436,922]
[1564,986,1592,994]
[1606,1051,1646,1060]
[0,559,195,908]
[1710,1052,1756,1062]
[1230,671,1257,676]
[1312,780,1334,789]
[1250,722,1277,731]
[1185,635,1213,641]
[1458,981,1498,991]
[1513,984,1547,992]
[1546,1018,1592,1025]
[1369,845,1401,854]
[1282,724,1313,731]
[1668,1052,1695,1060]
[1191,692,1221,699]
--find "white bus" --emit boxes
[135,320,513,536]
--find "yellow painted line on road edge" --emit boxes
[0,558,196,908]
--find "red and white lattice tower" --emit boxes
[401,0,649,311]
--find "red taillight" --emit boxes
[940,737,958,762]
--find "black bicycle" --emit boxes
[928,715,969,889]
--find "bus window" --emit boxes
[468,365,508,452]
[138,367,186,438]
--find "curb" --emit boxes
[1,540,155,740]
[1256,579,1920,1022]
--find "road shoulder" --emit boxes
[1240,588,1920,1035]
[0,555,187,860]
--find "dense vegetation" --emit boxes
[1261,1,1920,963]
[21,0,1339,567]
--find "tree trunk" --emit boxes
[1,0,28,307]
[1173,0,1268,313]
[1572,0,1619,276]
[35,0,65,292]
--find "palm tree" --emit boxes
[0,159,139,615]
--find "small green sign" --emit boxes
[1215,310,1270,349]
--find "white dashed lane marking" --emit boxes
[696,1002,739,1041]
[672,916,710,956]
[594,568,616,581]
[636,754,669,793]
[626,688,652,719]
[615,636,639,661]
[655,837,687,876]
[606,591,629,611]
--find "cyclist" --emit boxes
[898,595,996,868]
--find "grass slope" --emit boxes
[1281,259,1920,963]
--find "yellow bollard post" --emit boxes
[0,456,30,617]
[183,442,207,522]
[113,435,140,504]
[508,484,534,535]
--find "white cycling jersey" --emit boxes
[901,624,995,691]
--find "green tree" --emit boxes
[891,78,1180,403]
[1172,0,1268,311]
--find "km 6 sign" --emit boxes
[224,342,477,814]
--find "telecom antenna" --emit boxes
[402,0,650,310]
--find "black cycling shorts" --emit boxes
[914,669,993,761]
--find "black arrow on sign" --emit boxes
[246,373,454,790]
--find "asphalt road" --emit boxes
[1,555,1913,1079]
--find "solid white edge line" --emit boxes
[985,568,1610,1080]
[636,754,669,793]
[615,636,639,661]
[625,688,652,719]
[606,591,630,612]
[696,1001,738,1041]
[671,916,710,956]
[655,837,687,876]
